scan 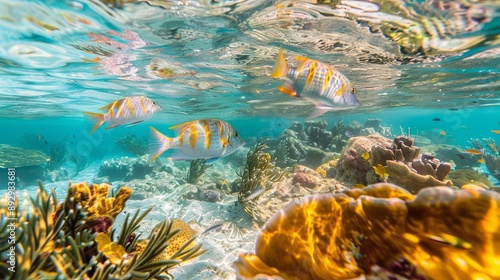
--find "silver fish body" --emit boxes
[149,119,245,162]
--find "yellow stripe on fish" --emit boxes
[200,120,211,150]
[189,123,198,149]
[83,96,162,134]
[271,47,359,119]
[148,119,245,162]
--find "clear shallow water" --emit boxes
[1,0,500,279]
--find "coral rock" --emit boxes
[446,169,494,189]
[334,134,393,185]
[235,183,500,280]
[386,160,452,193]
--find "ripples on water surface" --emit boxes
[0,0,499,120]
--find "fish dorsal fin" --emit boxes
[99,98,124,111]
[295,55,311,68]
[169,121,194,132]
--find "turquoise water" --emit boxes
[1,0,500,279]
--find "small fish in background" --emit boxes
[242,185,266,201]
[439,130,446,135]
[271,46,360,119]
[433,118,441,121]
[361,152,370,160]
[463,148,484,155]
[491,129,500,134]
[148,119,245,163]
[456,154,465,159]
[373,164,389,180]
[83,96,162,134]
[478,157,485,164]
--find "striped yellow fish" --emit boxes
[83,96,162,134]
[148,119,245,163]
[272,47,360,119]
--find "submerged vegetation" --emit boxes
[116,134,148,157]
[46,140,67,171]
[186,159,212,184]
[237,140,284,217]
[0,181,206,279]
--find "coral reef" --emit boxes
[469,138,500,182]
[332,134,393,185]
[0,144,49,168]
[240,162,346,224]
[334,135,452,192]
[186,158,212,184]
[98,155,159,181]
[0,181,206,279]
[237,140,284,218]
[235,183,500,280]
[446,169,494,189]
[116,134,148,156]
[420,144,479,169]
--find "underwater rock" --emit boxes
[446,169,494,189]
[420,144,479,169]
[305,120,332,150]
[241,164,346,224]
[98,155,158,181]
[346,120,364,136]
[386,160,452,194]
[187,187,224,203]
[235,183,500,280]
[125,175,181,199]
[333,134,393,185]
[0,144,49,168]
[0,165,45,188]
[274,137,307,168]
[45,167,70,182]
[361,118,392,138]
[369,136,453,191]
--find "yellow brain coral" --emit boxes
[234,183,500,280]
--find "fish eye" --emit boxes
[352,88,356,94]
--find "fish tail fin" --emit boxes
[271,46,288,78]
[148,126,172,162]
[82,112,105,134]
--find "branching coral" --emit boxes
[186,158,212,184]
[235,183,500,280]
[469,138,500,182]
[0,181,206,279]
[116,134,148,156]
[237,139,284,217]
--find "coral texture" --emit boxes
[235,183,500,280]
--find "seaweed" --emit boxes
[237,139,284,217]
[67,149,94,177]
[116,134,148,157]
[186,159,212,184]
[47,141,67,171]
[0,181,206,279]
